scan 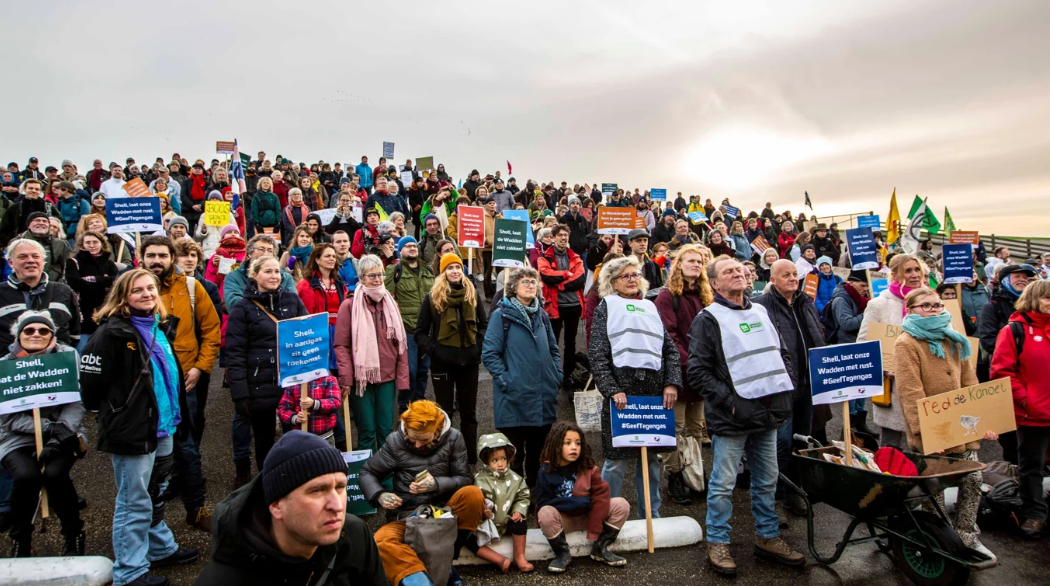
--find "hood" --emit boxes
[1009,310,1049,329]
[476,432,517,474]
[496,295,540,326]
[398,407,453,455]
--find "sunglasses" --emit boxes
[22,327,52,336]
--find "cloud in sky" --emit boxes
[4,0,1048,235]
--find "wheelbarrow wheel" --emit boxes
[890,512,970,586]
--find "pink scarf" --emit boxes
[350,285,407,395]
[888,281,916,317]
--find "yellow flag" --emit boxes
[886,188,901,245]
[374,202,389,222]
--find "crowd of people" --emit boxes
[0,152,1048,586]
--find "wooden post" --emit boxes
[32,408,49,518]
[842,402,853,467]
[343,391,353,453]
[300,383,309,431]
[467,247,474,276]
[641,446,654,553]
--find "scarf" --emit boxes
[888,280,918,317]
[350,285,407,394]
[129,315,181,436]
[509,295,540,324]
[1001,277,1023,299]
[902,312,971,361]
[437,284,477,347]
[844,281,870,312]
[190,175,207,201]
[288,243,313,268]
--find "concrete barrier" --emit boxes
[454,515,703,566]
[0,556,112,586]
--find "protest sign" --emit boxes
[808,341,883,405]
[501,209,534,248]
[917,378,1016,455]
[204,201,231,227]
[723,205,740,220]
[313,207,338,227]
[865,321,902,368]
[942,244,974,285]
[650,188,667,201]
[634,214,646,230]
[262,227,281,244]
[121,177,151,198]
[596,207,636,235]
[846,228,880,270]
[610,396,675,448]
[871,278,889,297]
[382,142,395,159]
[351,205,363,224]
[857,215,881,231]
[343,450,377,516]
[456,206,485,248]
[415,156,434,171]
[106,197,163,234]
[601,183,617,197]
[217,257,237,275]
[803,273,819,299]
[240,152,251,167]
[492,218,527,268]
[688,210,709,225]
[832,266,852,281]
[0,352,80,415]
[276,313,330,386]
[580,207,593,223]
[400,170,414,188]
[750,235,771,254]
[216,141,236,154]
[949,231,979,246]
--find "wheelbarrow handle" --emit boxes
[793,433,823,449]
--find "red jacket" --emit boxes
[991,311,1050,426]
[654,286,707,402]
[296,272,347,325]
[537,245,585,319]
[277,375,342,435]
[778,231,796,259]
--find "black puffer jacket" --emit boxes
[225,283,308,412]
[359,412,471,520]
[978,286,1016,360]
[0,274,80,350]
[65,250,118,334]
[753,285,825,391]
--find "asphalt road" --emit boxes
[4,324,1047,586]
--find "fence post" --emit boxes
[990,234,996,250]
[1026,239,1032,258]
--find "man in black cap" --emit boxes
[193,431,388,585]
[463,169,482,201]
[23,157,43,181]
[491,178,514,214]
[627,229,663,287]
[827,269,874,435]
[810,224,840,264]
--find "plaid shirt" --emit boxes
[277,375,342,436]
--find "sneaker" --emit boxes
[151,547,200,568]
[754,536,805,567]
[125,572,169,586]
[707,543,737,576]
[187,506,212,532]
[1020,518,1046,539]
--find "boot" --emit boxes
[707,543,736,576]
[1020,518,1046,539]
[234,459,251,489]
[546,532,572,573]
[589,523,627,566]
[754,536,806,567]
[62,530,86,556]
[186,506,213,532]
[474,544,511,573]
[512,533,534,572]
[668,471,692,505]
[850,411,874,437]
[700,421,712,446]
[9,533,31,558]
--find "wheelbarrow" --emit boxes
[779,436,994,586]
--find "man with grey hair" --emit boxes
[687,256,802,576]
[19,211,72,282]
[0,238,80,350]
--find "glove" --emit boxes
[235,398,251,419]
[39,438,61,465]
[50,423,78,453]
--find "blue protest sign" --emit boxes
[688,210,709,225]
[610,396,676,448]
[650,188,667,201]
[277,313,330,386]
[846,228,880,270]
[942,243,974,285]
[724,205,740,219]
[105,197,163,234]
[501,209,534,249]
[871,278,889,297]
[858,215,881,231]
[808,340,884,405]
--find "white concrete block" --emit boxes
[454,516,703,565]
[0,556,113,586]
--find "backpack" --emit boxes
[500,307,551,353]
[820,299,838,344]
[644,286,680,313]
[1007,314,1034,356]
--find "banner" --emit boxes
[687,210,709,225]
[122,177,151,198]
[601,183,618,197]
[276,313,330,386]
[650,188,667,201]
[501,210,534,248]
[807,341,883,405]
[0,352,80,415]
[596,207,636,235]
[942,244,974,285]
[846,228,880,270]
[216,141,236,154]
[415,156,434,172]
[803,272,819,299]
[857,214,881,231]
[204,201,231,227]
[343,450,377,516]
[382,142,395,159]
[492,219,527,268]
[105,197,163,234]
[916,378,1016,455]
[750,235,771,254]
[723,205,740,220]
[610,396,676,448]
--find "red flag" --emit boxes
[507,160,512,175]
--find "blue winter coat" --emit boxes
[815,272,841,313]
[482,297,562,429]
[729,233,751,261]
[355,163,373,188]
[58,192,90,238]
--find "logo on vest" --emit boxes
[738,321,764,334]
[626,304,646,313]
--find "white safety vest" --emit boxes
[604,295,664,371]
[705,302,793,399]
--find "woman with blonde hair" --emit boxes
[76,214,133,267]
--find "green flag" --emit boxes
[944,207,956,233]
[907,195,924,219]
[907,195,941,235]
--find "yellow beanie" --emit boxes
[439,253,463,275]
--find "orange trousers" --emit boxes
[374,485,485,586]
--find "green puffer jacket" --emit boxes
[250,190,280,229]
[474,433,530,536]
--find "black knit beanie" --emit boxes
[262,431,348,504]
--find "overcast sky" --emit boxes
[5,0,1049,236]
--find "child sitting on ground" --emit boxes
[473,433,534,573]
[276,374,342,447]
[534,422,630,574]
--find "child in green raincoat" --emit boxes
[474,433,533,573]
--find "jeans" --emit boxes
[706,430,780,544]
[111,435,179,586]
[192,371,210,444]
[1017,425,1050,522]
[550,304,582,385]
[602,455,662,519]
[848,398,867,415]
[400,334,431,412]
[351,380,397,453]
[173,390,205,511]
[231,411,253,463]
[76,332,91,354]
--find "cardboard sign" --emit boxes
[601,183,618,197]
[415,156,434,172]
[343,450,377,516]
[0,352,80,415]
[866,321,903,368]
[650,188,667,201]
[382,142,395,159]
[217,256,237,275]
[808,341,884,405]
[610,396,676,448]
[723,205,740,219]
[216,141,236,154]
[596,207,636,235]
[803,272,819,299]
[750,235,771,254]
[949,231,979,246]
[688,210,709,225]
[456,205,485,248]
[276,313,330,386]
[917,378,1016,455]
[846,228,880,270]
[942,244,974,285]
[204,201,231,227]
[106,197,163,234]
[501,210,534,249]
[832,266,852,281]
[492,218,527,268]
[313,207,338,227]
[857,215,881,231]
[122,177,151,198]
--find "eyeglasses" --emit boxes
[22,327,52,336]
[909,302,945,311]
[362,273,384,281]
[618,273,640,282]
[519,279,538,286]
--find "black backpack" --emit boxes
[819,299,838,344]
[1007,313,1034,356]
